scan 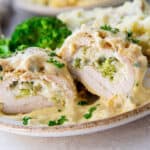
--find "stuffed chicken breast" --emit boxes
[0,48,77,114]
[59,26,148,105]
[59,0,150,62]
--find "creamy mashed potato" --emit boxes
[58,0,150,61]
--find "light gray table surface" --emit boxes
[0,116,149,150]
[0,1,150,150]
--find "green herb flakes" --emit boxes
[47,58,65,68]
[49,51,57,57]
[126,31,140,44]
[48,115,68,126]
[22,116,32,125]
[100,25,119,34]
[131,38,140,44]
[48,120,57,126]
[84,106,97,119]
[126,31,132,38]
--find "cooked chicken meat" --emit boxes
[59,26,148,103]
[0,48,77,114]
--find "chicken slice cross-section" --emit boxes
[0,47,77,114]
[58,27,148,104]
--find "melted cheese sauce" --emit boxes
[1,71,150,126]
[8,88,150,126]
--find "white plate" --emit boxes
[0,104,149,137]
[13,0,126,15]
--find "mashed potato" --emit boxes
[58,0,150,61]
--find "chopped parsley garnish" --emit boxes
[48,120,57,126]
[47,57,65,68]
[126,31,140,44]
[100,25,119,34]
[57,116,68,125]
[84,106,97,119]
[126,31,132,38]
[49,51,57,57]
[78,101,88,106]
[48,115,68,126]
[131,38,140,44]
[22,116,32,125]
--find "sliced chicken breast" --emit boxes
[58,27,148,101]
[0,48,77,114]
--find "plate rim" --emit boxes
[13,0,126,15]
[0,103,149,137]
[2,0,150,137]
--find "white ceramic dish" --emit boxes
[0,0,149,137]
[13,0,126,15]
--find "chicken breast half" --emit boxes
[58,26,148,104]
[0,48,77,114]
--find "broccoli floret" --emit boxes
[9,17,71,51]
[0,37,11,58]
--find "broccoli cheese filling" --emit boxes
[8,79,66,106]
[9,81,41,98]
[95,57,118,81]
[72,46,121,81]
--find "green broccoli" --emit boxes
[0,37,11,58]
[9,16,71,51]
